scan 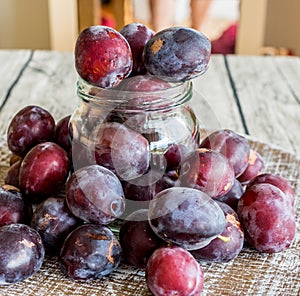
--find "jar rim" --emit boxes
[77,76,193,112]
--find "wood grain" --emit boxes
[225,55,300,156]
[0,51,299,156]
[0,136,299,295]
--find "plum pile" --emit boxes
[74,23,210,87]
[0,21,297,295]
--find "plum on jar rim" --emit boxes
[74,25,133,88]
[142,26,211,82]
[119,22,155,75]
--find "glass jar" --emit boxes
[69,76,201,207]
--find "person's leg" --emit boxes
[190,0,212,31]
[149,0,175,32]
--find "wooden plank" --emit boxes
[1,50,299,157]
[226,55,300,156]
[0,50,32,108]
[273,56,300,104]
[192,55,246,136]
[0,51,78,135]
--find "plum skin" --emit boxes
[120,22,155,75]
[119,209,164,268]
[218,179,244,212]
[93,122,150,181]
[0,185,32,226]
[0,223,45,285]
[142,27,211,82]
[191,201,244,263]
[180,148,235,198]
[237,183,295,253]
[75,25,133,88]
[65,164,125,225]
[55,114,71,153]
[148,187,226,250]
[59,224,122,281]
[19,142,70,203]
[146,246,204,296]
[246,172,295,206]
[31,196,81,251]
[237,149,265,185]
[200,129,250,177]
[7,105,55,157]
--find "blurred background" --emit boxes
[0,0,299,56]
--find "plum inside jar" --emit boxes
[69,76,200,203]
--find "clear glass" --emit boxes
[70,77,200,172]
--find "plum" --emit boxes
[237,149,265,185]
[121,167,177,204]
[31,196,81,251]
[142,26,211,81]
[146,246,204,296]
[237,183,296,253]
[0,185,32,226]
[75,25,133,88]
[163,143,190,171]
[115,74,172,92]
[218,179,244,212]
[4,159,22,188]
[59,224,122,281]
[180,148,235,198]
[119,209,164,268]
[92,122,150,181]
[19,142,70,203]
[120,22,155,75]
[55,114,71,153]
[111,75,173,131]
[200,129,251,177]
[65,164,125,225]
[191,201,244,263]
[0,223,45,285]
[7,105,55,156]
[148,187,226,250]
[246,173,295,206]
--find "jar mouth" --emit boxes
[77,76,192,112]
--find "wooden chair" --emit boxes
[235,0,269,55]
[48,0,134,51]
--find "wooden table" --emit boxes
[0,50,299,295]
[0,50,299,156]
